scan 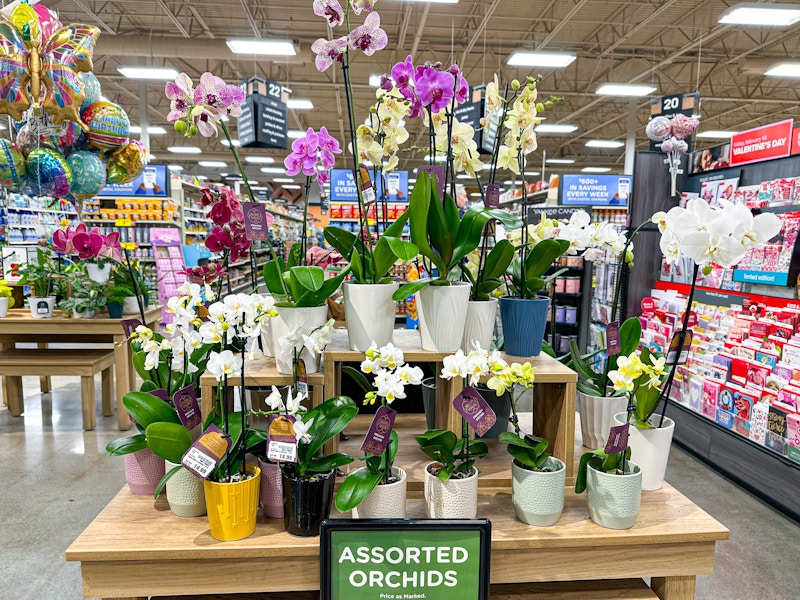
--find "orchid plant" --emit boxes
[335,342,424,513]
[607,348,668,429]
[52,224,122,266]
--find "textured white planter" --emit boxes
[271,305,329,375]
[351,466,407,519]
[29,296,55,319]
[123,296,141,314]
[417,282,471,352]
[586,461,642,530]
[73,298,94,319]
[166,461,206,518]
[86,262,111,283]
[461,298,498,352]
[614,413,675,491]
[343,282,398,351]
[423,462,478,519]
[578,392,627,448]
[511,457,566,526]
[0,297,8,317]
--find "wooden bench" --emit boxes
[0,349,115,430]
[151,578,657,599]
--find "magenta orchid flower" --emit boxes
[392,55,416,101]
[350,0,375,15]
[311,36,348,72]
[284,127,341,181]
[52,224,86,254]
[291,128,320,158]
[348,12,387,56]
[455,73,468,105]
[415,67,455,113]
[165,73,194,122]
[72,231,104,260]
[313,0,345,27]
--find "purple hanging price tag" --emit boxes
[242,202,271,241]
[417,165,446,201]
[485,184,500,208]
[121,318,142,337]
[181,424,232,479]
[604,423,630,455]
[150,389,170,402]
[606,321,621,356]
[453,386,497,437]
[361,406,397,456]
[173,385,202,431]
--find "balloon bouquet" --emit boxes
[0,2,148,215]
[645,113,700,197]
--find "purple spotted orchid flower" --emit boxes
[165,72,245,137]
[313,0,345,27]
[348,12,387,56]
[311,36,348,72]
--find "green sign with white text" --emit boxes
[321,520,491,600]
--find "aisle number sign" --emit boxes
[321,520,491,600]
[649,92,699,151]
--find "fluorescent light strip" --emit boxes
[221,139,241,147]
[546,158,575,164]
[586,140,624,148]
[288,130,305,139]
[167,165,183,171]
[273,178,295,183]
[118,66,179,80]
[765,62,800,77]
[245,156,276,164]
[582,167,612,173]
[261,167,286,174]
[507,51,576,68]
[696,130,739,139]
[369,74,382,87]
[718,3,800,26]
[226,39,296,55]
[198,161,227,168]
[168,146,201,154]
[282,184,301,190]
[287,99,313,110]
[535,124,578,134]
[130,125,167,134]
[523,171,540,176]
[595,83,656,97]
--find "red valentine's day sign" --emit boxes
[729,119,793,167]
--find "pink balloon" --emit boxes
[34,5,62,42]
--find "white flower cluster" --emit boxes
[264,386,311,443]
[357,87,411,173]
[485,76,541,174]
[433,116,484,176]
[360,342,424,404]
[278,319,336,358]
[440,342,508,387]
[652,198,782,268]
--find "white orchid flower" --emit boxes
[206,350,243,381]
[293,417,314,444]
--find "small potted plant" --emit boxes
[52,224,121,282]
[575,442,641,530]
[58,276,106,319]
[16,247,56,318]
[0,279,15,317]
[335,342,424,518]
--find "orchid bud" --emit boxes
[511,79,520,90]
[536,103,544,113]
[187,124,198,137]
[527,76,535,83]
[449,64,460,75]
[370,106,377,113]
[545,100,554,108]
[702,264,713,275]
[174,120,187,134]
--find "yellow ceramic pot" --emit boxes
[204,464,261,541]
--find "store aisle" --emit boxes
[0,376,798,600]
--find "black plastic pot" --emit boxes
[282,468,336,537]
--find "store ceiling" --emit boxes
[17,0,800,185]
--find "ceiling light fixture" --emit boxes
[261,167,286,174]
[198,161,227,168]
[245,156,276,164]
[369,74,382,87]
[282,184,302,190]
[168,146,201,154]
[718,3,800,26]
[273,178,295,183]
[546,158,575,164]
[586,139,624,148]
[226,39,296,55]
[197,175,208,180]
[167,165,183,171]
[582,167,612,173]
[221,139,241,147]
[129,125,167,135]
[595,83,656,97]
[523,171,540,176]
[535,124,578,134]
[288,130,305,139]
[507,51,576,68]
[287,99,313,110]
[696,130,739,139]
[765,62,800,77]
[118,66,179,80]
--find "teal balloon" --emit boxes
[79,72,103,112]
[25,148,72,198]
[67,151,106,199]
[0,139,26,192]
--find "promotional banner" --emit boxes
[729,119,794,167]
[97,164,168,197]
[560,174,630,206]
[329,169,409,202]
[321,521,491,600]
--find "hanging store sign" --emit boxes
[649,92,700,151]
[729,119,794,167]
[237,78,288,149]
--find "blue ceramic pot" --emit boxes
[499,296,550,357]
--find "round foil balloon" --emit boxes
[15,124,42,156]
[79,73,103,112]
[0,139,27,191]
[107,140,148,184]
[82,101,130,151]
[25,148,73,197]
[33,4,62,42]
[646,116,672,142]
[40,119,81,150]
[670,113,700,141]
[67,151,106,198]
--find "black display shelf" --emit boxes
[669,399,800,524]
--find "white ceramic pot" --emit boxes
[461,298,498,352]
[0,297,9,317]
[351,466,407,519]
[166,461,207,518]
[123,296,141,314]
[271,305,329,375]
[343,282,398,351]
[586,461,642,530]
[86,262,111,283]
[578,392,628,448]
[423,462,478,519]
[260,320,274,357]
[511,457,566,526]
[73,298,94,319]
[417,282,471,352]
[29,296,55,319]
[613,412,675,491]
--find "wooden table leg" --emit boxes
[533,381,576,485]
[81,375,97,431]
[200,381,216,423]
[113,334,132,431]
[101,367,114,416]
[6,375,24,415]
[652,575,697,600]
[38,342,51,393]
[435,361,463,433]
[323,358,341,455]
[1,340,13,405]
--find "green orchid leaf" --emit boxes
[153,465,182,500]
[262,259,286,296]
[392,278,432,302]
[483,239,515,280]
[342,365,373,395]
[308,452,354,472]
[443,193,461,237]
[334,469,383,512]
[287,243,303,269]
[145,422,192,463]
[383,236,419,262]
[105,434,147,456]
[619,317,643,356]
[349,247,365,284]
[427,183,455,270]
[290,266,326,293]
[524,239,570,279]
[324,226,358,258]
[122,392,180,428]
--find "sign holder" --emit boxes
[320,519,492,600]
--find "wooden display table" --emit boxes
[324,329,578,483]
[0,307,161,430]
[66,482,728,600]
[198,355,326,422]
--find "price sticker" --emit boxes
[183,447,218,478]
[114,218,135,227]
[267,440,298,463]
[120,242,137,251]
[267,414,298,463]
[181,424,231,479]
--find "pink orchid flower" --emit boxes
[350,0,375,15]
[313,0,345,27]
[165,73,194,122]
[311,36,348,72]
[348,12,388,57]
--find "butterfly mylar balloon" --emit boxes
[0,2,100,127]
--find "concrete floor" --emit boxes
[1,375,799,600]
